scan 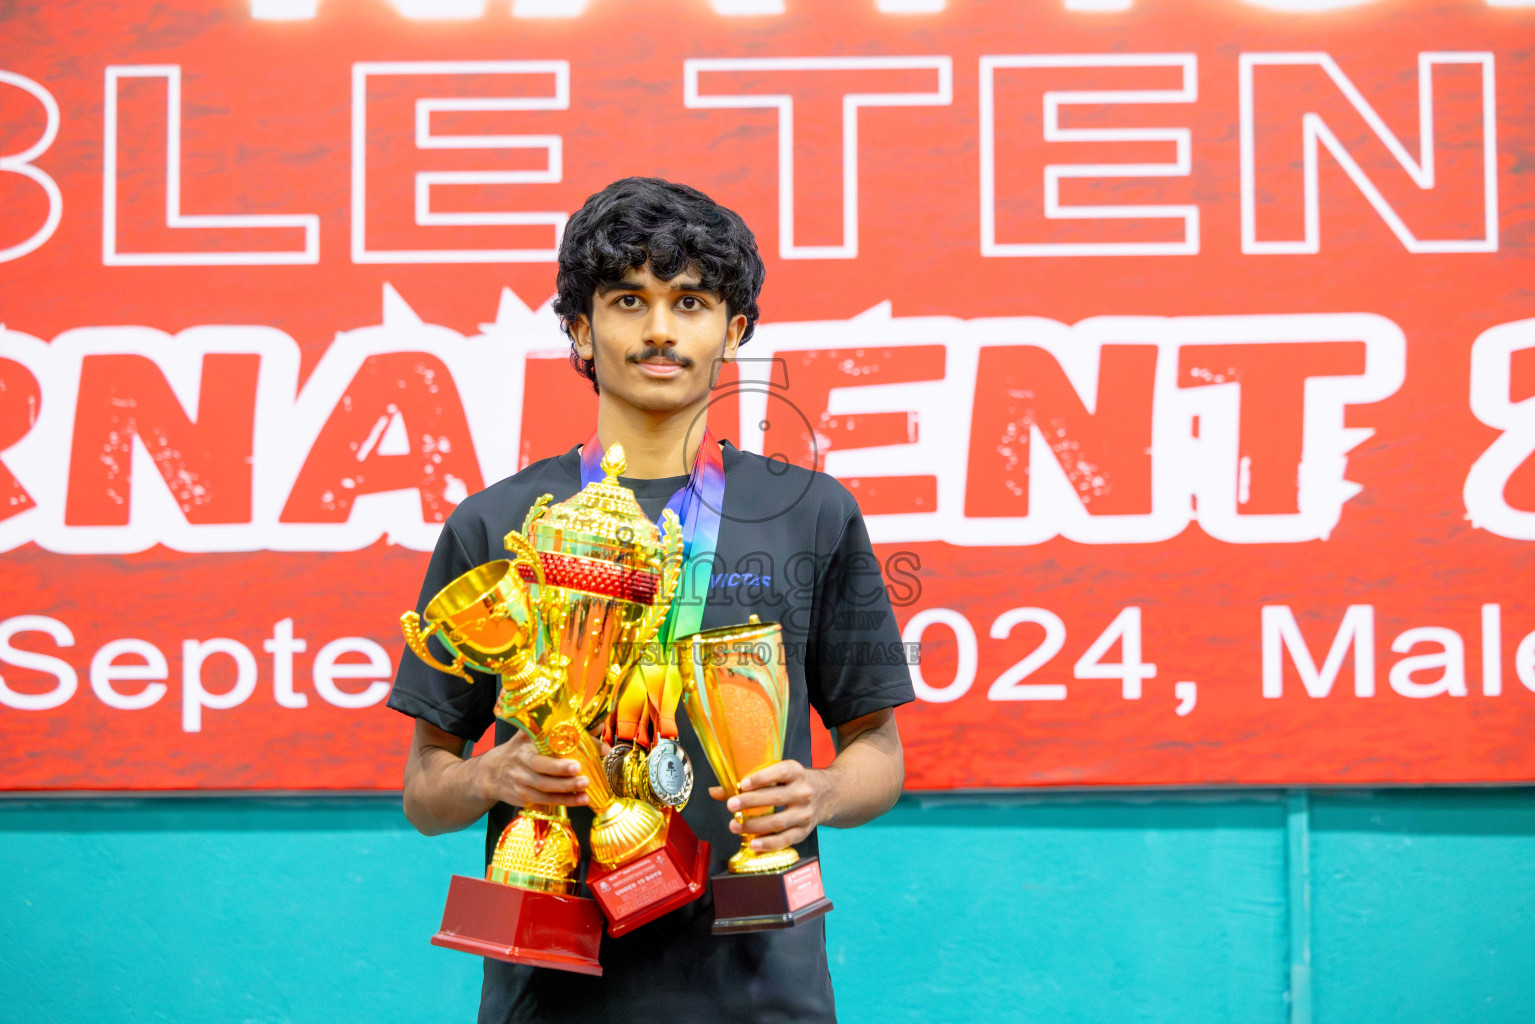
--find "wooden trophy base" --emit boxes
[710,855,834,934]
[586,814,711,938]
[431,874,604,976]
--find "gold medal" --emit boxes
[603,741,633,796]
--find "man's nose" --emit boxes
[642,303,678,346]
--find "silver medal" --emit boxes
[646,738,694,808]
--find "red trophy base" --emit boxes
[586,815,711,937]
[431,874,604,976]
[710,855,834,934]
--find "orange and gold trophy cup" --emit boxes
[678,617,834,934]
[400,445,710,973]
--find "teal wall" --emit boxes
[2,790,1533,1023]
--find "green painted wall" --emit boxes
[2,790,1531,1023]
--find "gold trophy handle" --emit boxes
[653,507,685,623]
[519,493,553,541]
[624,507,688,683]
[502,528,545,589]
[400,611,473,683]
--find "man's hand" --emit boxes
[705,708,903,852]
[709,759,829,853]
[403,718,589,836]
[470,729,590,808]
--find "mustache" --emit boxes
[626,346,693,368]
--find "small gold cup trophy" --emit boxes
[679,617,834,933]
[400,446,711,974]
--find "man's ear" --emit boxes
[571,315,594,360]
[722,312,747,361]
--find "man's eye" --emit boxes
[679,297,700,310]
[618,295,640,308]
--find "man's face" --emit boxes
[572,264,746,414]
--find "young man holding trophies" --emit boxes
[388,177,914,1023]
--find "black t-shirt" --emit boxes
[387,440,915,1024]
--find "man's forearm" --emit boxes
[815,713,904,830]
[402,719,596,836]
[403,726,496,837]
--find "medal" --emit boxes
[603,741,633,796]
[620,745,651,801]
[646,737,694,808]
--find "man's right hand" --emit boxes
[470,729,590,808]
[403,718,588,836]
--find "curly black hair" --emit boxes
[552,177,766,393]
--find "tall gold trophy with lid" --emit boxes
[400,445,711,974]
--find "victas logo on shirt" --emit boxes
[709,571,771,590]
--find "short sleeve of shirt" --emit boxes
[805,503,917,729]
[386,519,498,742]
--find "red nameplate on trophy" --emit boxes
[432,874,605,976]
[586,814,710,937]
[710,856,834,934]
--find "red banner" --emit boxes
[2,0,1533,790]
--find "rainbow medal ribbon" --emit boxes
[583,430,724,806]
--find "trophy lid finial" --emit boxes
[601,443,626,479]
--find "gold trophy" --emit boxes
[400,445,709,971]
[678,616,834,933]
[399,539,603,972]
[500,446,682,874]
[524,447,710,936]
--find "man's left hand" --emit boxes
[709,759,829,852]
